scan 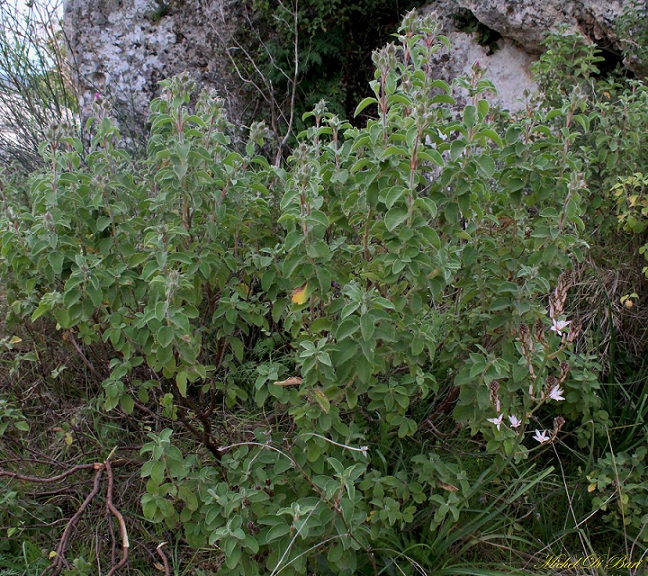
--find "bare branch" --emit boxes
[202,0,301,161]
[0,462,100,484]
[275,0,299,165]
[40,465,104,576]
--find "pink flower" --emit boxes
[533,429,551,444]
[548,386,565,402]
[550,319,571,337]
[508,415,521,429]
[487,414,504,430]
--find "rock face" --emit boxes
[420,0,637,112]
[63,0,641,132]
[456,0,625,53]
[63,0,241,142]
[427,29,539,112]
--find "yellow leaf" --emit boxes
[588,484,597,493]
[291,283,309,305]
[49,551,57,559]
[9,336,22,344]
[64,432,73,446]
[312,388,330,413]
[438,482,459,492]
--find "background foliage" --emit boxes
[229,0,428,150]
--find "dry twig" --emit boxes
[156,542,171,576]
[105,459,129,576]
[0,458,131,576]
[40,464,104,576]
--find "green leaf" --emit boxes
[383,186,404,209]
[31,303,51,322]
[336,318,359,341]
[63,288,82,308]
[243,536,260,554]
[475,155,495,178]
[150,461,166,485]
[444,202,460,223]
[223,543,241,569]
[307,240,331,261]
[388,93,412,107]
[419,148,444,167]
[157,326,174,348]
[384,207,408,232]
[346,387,358,409]
[49,252,64,275]
[14,421,30,432]
[479,128,503,147]
[356,356,372,384]
[360,314,375,341]
[87,286,103,308]
[309,210,329,227]
[463,105,476,128]
[96,216,112,232]
[354,97,377,117]
[398,417,417,438]
[477,98,489,119]
[120,394,135,414]
[430,79,451,93]
[450,139,465,161]
[373,296,395,310]
[285,230,304,252]
[411,337,425,356]
[415,197,437,219]
[468,355,487,378]
[176,372,187,397]
[572,114,590,131]
[231,337,244,361]
[261,522,291,544]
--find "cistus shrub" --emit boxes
[0,12,614,574]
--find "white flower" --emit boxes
[533,429,551,444]
[550,319,571,337]
[508,415,522,429]
[488,414,504,430]
[548,386,565,402]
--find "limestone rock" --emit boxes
[63,0,241,142]
[454,0,626,53]
[419,0,644,112]
[62,0,643,137]
[429,29,538,112]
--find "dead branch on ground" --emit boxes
[0,457,133,576]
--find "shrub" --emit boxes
[0,12,619,574]
[616,0,648,76]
